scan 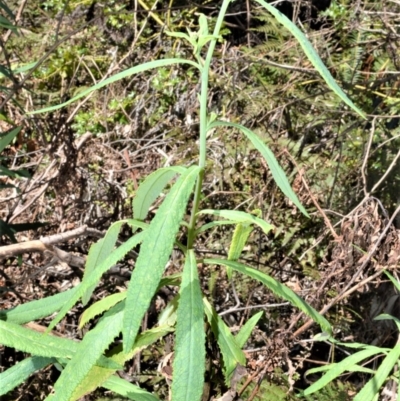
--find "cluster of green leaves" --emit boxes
[301,272,400,401]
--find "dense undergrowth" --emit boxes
[1,0,400,400]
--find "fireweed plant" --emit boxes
[0,1,367,400]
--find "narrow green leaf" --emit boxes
[209,121,309,217]
[0,0,16,21]
[165,31,192,40]
[0,65,12,79]
[256,0,366,119]
[79,291,127,329]
[196,220,241,234]
[133,167,185,220]
[203,298,246,384]
[205,259,332,335]
[384,271,400,292]
[197,209,274,234]
[82,221,124,305]
[301,347,385,396]
[0,356,55,396]
[199,14,209,36]
[0,287,77,325]
[0,62,36,78]
[0,14,18,32]
[50,302,125,401]
[226,223,254,279]
[228,224,253,262]
[306,363,374,376]
[123,166,201,352]
[72,326,172,400]
[0,126,21,152]
[235,311,263,349]
[172,250,205,401]
[103,375,160,401]
[48,231,144,332]
[374,313,400,332]
[354,345,400,401]
[0,320,77,359]
[30,59,200,114]
[126,219,150,232]
[0,164,30,179]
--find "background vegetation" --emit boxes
[1,0,400,399]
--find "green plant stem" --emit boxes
[187,0,232,249]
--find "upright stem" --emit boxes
[187,0,232,249]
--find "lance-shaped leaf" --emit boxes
[0,287,77,324]
[133,166,185,220]
[71,325,172,400]
[79,292,127,329]
[0,356,55,396]
[301,346,391,397]
[172,250,205,401]
[205,259,332,335]
[203,298,246,384]
[47,231,145,332]
[0,320,77,359]
[123,166,201,352]
[49,302,125,401]
[82,221,125,305]
[30,59,200,114]
[354,317,400,401]
[209,121,309,217]
[256,0,366,119]
[235,311,263,348]
[102,375,160,401]
[0,126,21,152]
[197,209,274,234]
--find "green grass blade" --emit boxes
[0,320,77,358]
[30,59,200,114]
[197,209,274,234]
[82,221,125,305]
[256,0,366,119]
[123,166,201,352]
[374,313,400,332]
[0,126,21,152]
[209,121,309,217]
[235,311,263,348]
[0,356,55,396]
[133,167,185,220]
[384,271,400,292]
[301,347,390,396]
[0,287,77,324]
[102,375,160,401]
[203,297,246,384]
[50,302,125,401]
[205,259,331,334]
[0,14,18,33]
[354,345,400,401]
[48,231,145,332]
[79,291,127,329]
[0,0,15,21]
[172,250,205,401]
